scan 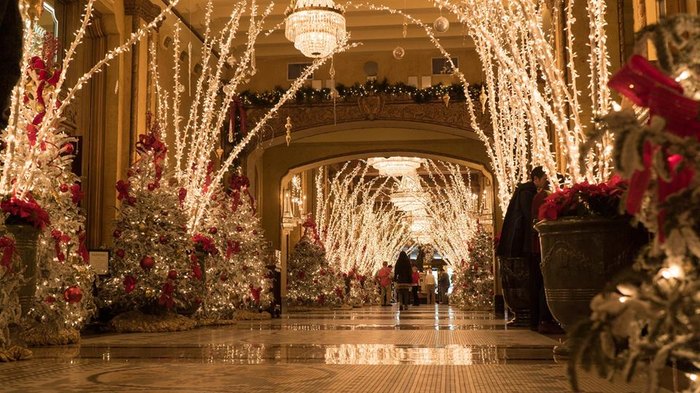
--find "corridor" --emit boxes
[0,305,659,392]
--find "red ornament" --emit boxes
[167,270,177,280]
[45,296,56,304]
[62,143,74,154]
[63,286,82,303]
[140,256,155,271]
[59,184,69,192]
[208,227,218,234]
[159,235,169,244]
[123,275,137,293]
[236,226,244,232]
[116,249,125,258]
[147,182,157,191]
[113,229,122,239]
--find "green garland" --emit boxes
[239,78,482,107]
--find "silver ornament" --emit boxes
[434,16,450,33]
[392,46,405,60]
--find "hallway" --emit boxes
[1,306,657,392]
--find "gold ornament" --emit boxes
[392,46,405,60]
[479,86,488,113]
[285,116,292,146]
[442,93,450,108]
[433,16,450,33]
[216,148,224,159]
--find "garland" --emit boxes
[239,79,482,107]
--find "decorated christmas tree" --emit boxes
[0,33,94,345]
[450,228,494,310]
[569,16,700,392]
[225,173,272,311]
[100,119,197,321]
[287,216,341,308]
[196,173,272,321]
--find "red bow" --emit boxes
[608,56,699,239]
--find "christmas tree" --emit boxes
[0,32,94,345]
[450,228,494,310]
[287,217,342,308]
[100,119,197,318]
[569,16,700,392]
[225,174,272,311]
[196,173,272,320]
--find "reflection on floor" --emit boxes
[1,305,662,392]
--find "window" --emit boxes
[432,57,459,75]
[287,63,313,80]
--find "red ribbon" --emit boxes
[609,55,700,239]
[229,96,248,142]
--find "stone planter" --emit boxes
[499,256,532,327]
[4,224,40,315]
[535,217,644,353]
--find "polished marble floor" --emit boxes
[0,305,664,392]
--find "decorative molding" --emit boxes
[246,98,491,144]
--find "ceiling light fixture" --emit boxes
[285,0,346,58]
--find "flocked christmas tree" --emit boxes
[100,117,197,318]
[196,172,272,320]
[0,32,94,345]
[287,216,342,307]
[450,227,494,311]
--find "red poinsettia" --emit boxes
[192,233,218,255]
[1,194,51,230]
[538,176,627,221]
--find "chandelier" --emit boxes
[285,0,346,58]
[368,157,426,178]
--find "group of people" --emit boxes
[496,166,562,334]
[375,252,451,311]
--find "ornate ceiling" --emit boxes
[174,0,473,57]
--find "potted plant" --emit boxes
[534,176,646,354]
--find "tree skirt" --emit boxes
[196,319,237,327]
[0,345,32,362]
[109,311,196,333]
[21,323,80,346]
[235,310,272,320]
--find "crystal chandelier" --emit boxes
[368,157,426,178]
[285,0,346,58]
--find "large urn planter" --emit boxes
[4,224,41,315]
[499,256,532,327]
[535,217,644,353]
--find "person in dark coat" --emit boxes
[497,167,547,258]
[496,166,547,327]
[394,251,413,311]
[0,0,23,128]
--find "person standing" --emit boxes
[411,265,421,306]
[496,166,548,326]
[376,261,392,306]
[423,269,436,305]
[437,267,450,304]
[394,252,413,311]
